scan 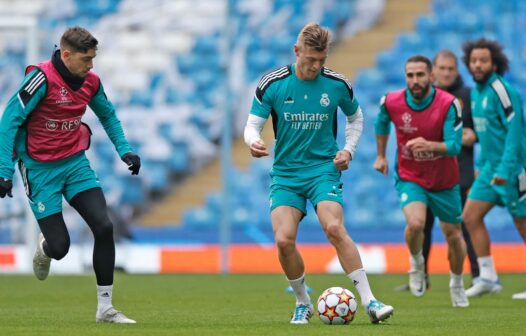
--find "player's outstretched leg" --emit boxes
[32,233,51,280]
[96,306,136,324]
[366,300,394,324]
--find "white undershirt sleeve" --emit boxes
[344,107,364,159]
[244,114,267,146]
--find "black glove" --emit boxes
[0,178,13,198]
[121,152,141,175]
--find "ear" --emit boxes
[294,45,300,57]
[61,48,71,59]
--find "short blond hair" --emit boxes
[296,23,330,52]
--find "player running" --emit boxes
[461,38,526,299]
[374,55,469,308]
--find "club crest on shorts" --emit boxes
[37,202,46,213]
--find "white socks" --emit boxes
[97,285,113,313]
[288,274,311,305]
[347,268,375,306]
[449,272,464,288]
[478,256,498,282]
[410,250,425,270]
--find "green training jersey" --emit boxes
[249,64,360,177]
[471,72,526,178]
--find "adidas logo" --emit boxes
[353,280,359,286]
[101,292,110,298]
[284,96,294,104]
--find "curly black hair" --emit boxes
[461,38,509,75]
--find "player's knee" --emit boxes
[406,216,425,232]
[91,217,114,239]
[443,226,462,244]
[323,222,345,243]
[275,236,295,253]
[461,208,480,227]
[46,237,70,260]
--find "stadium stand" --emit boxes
[0,0,523,246]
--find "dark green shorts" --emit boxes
[468,166,526,217]
[269,172,343,215]
[19,154,101,219]
[395,179,462,224]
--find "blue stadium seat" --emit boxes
[182,207,216,229]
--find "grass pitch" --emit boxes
[0,273,524,335]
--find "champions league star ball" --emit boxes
[317,287,357,325]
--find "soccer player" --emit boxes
[374,55,469,308]
[461,38,526,299]
[0,27,140,322]
[396,50,480,292]
[244,23,394,324]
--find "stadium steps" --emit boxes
[137,133,272,226]
[138,0,431,226]
[327,0,430,77]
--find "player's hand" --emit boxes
[0,178,13,198]
[491,176,507,185]
[374,157,388,176]
[333,150,351,171]
[406,137,432,153]
[249,140,269,158]
[121,152,141,175]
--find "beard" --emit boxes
[409,82,431,100]
[472,69,493,84]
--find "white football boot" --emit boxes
[450,286,469,307]
[408,264,426,297]
[290,303,313,324]
[366,300,394,324]
[465,278,502,297]
[32,233,51,281]
[96,307,136,324]
[512,291,526,299]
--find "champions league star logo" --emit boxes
[402,112,412,125]
[60,87,68,97]
[399,112,417,133]
[320,93,330,107]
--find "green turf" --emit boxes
[0,273,524,335]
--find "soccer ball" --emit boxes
[317,287,357,325]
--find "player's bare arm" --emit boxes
[374,134,389,175]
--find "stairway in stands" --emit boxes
[138,0,431,226]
